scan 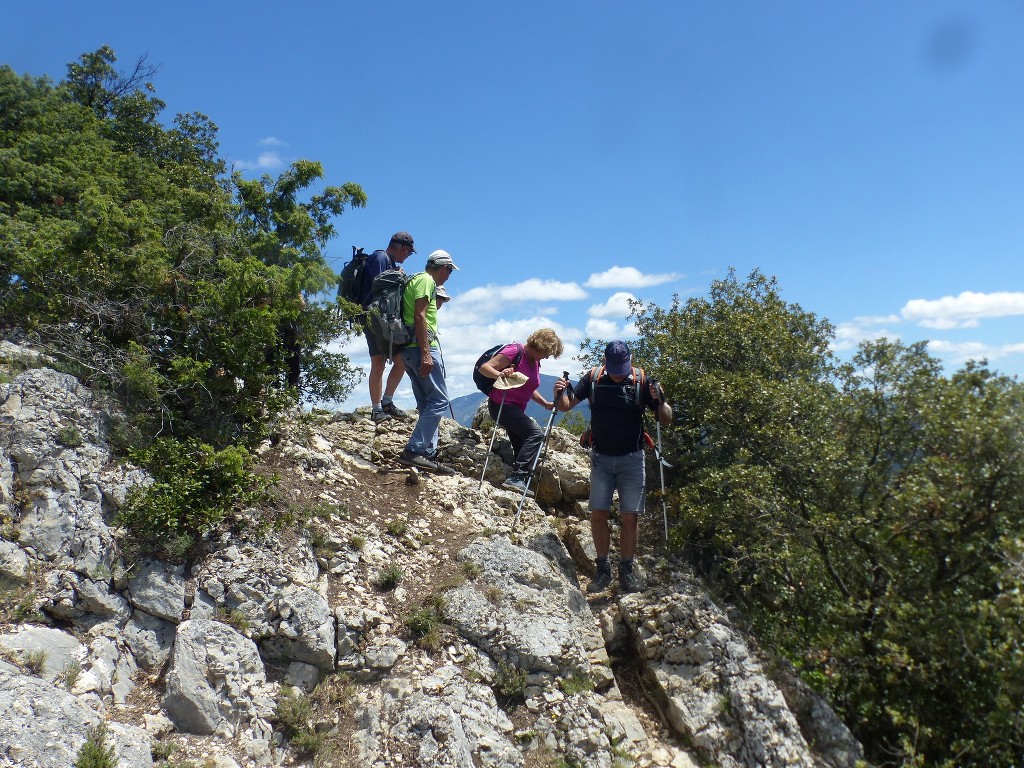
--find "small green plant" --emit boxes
[375,563,403,591]
[216,606,251,634]
[484,585,503,605]
[558,672,594,696]
[493,660,528,703]
[384,518,407,537]
[23,649,48,675]
[462,560,483,579]
[275,686,324,757]
[150,739,179,761]
[75,723,117,768]
[309,672,356,713]
[405,603,446,651]
[58,660,82,690]
[0,582,41,623]
[349,534,366,551]
[56,425,84,448]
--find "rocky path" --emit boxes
[0,343,861,767]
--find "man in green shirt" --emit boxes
[397,250,458,473]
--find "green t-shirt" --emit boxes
[402,272,438,349]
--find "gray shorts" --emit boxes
[589,450,646,513]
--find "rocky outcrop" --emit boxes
[0,341,862,767]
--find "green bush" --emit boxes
[75,723,117,768]
[117,438,273,558]
[275,686,323,757]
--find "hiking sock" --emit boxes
[381,396,394,407]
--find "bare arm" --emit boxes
[413,297,432,376]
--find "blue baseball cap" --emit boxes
[604,341,631,376]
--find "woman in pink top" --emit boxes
[477,328,564,495]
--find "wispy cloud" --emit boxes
[901,291,1024,329]
[588,291,638,319]
[585,318,638,340]
[925,339,1024,366]
[832,318,902,352]
[235,151,285,172]
[585,266,680,289]
[456,279,587,314]
[259,136,286,147]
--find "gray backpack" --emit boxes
[366,269,420,361]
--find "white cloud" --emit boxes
[259,136,286,146]
[585,318,639,340]
[831,320,902,352]
[925,339,1024,366]
[584,266,680,289]
[458,279,587,305]
[901,291,1024,329]
[235,151,285,172]
[588,291,638,319]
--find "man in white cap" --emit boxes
[397,250,459,473]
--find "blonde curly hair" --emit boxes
[525,328,564,359]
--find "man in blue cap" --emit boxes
[359,231,416,423]
[555,341,672,593]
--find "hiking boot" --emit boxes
[398,449,435,469]
[501,474,534,497]
[381,402,408,420]
[398,450,455,475]
[619,568,644,594]
[371,409,391,424]
[587,562,612,593]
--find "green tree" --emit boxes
[0,50,364,446]
[630,270,1024,766]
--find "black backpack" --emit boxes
[337,246,370,305]
[473,343,525,395]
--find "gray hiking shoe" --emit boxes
[619,568,644,594]
[501,474,534,497]
[381,402,408,419]
[587,562,612,593]
[371,409,391,423]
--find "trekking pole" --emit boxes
[479,389,508,490]
[435,337,456,420]
[512,371,567,532]
[655,418,670,542]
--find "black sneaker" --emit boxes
[381,402,408,420]
[398,450,455,475]
[619,569,644,594]
[587,564,612,593]
[501,475,535,497]
[398,449,434,468]
[371,409,391,424]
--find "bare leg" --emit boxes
[620,513,638,560]
[383,354,407,398]
[368,354,385,404]
[590,510,611,557]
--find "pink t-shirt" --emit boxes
[488,343,540,410]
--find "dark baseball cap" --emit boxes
[390,231,416,253]
[604,341,632,376]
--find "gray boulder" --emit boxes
[161,618,275,737]
[0,666,152,767]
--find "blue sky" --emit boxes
[4,1,1023,408]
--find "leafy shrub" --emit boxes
[75,723,117,768]
[374,564,403,591]
[56,425,84,448]
[275,686,323,757]
[117,438,273,558]
[494,661,528,704]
